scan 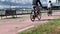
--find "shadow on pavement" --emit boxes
[35,18,60,21]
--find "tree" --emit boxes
[58,0,60,2]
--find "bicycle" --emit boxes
[30,6,41,22]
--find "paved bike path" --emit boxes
[0,12,60,34]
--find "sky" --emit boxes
[0,0,58,9]
[14,0,56,4]
[0,0,57,4]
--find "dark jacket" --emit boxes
[32,0,42,7]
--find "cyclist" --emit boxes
[32,0,42,16]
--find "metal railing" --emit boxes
[0,8,60,19]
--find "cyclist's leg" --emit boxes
[36,6,41,20]
[30,6,35,21]
[33,6,35,10]
[35,6,40,15]
[33,6,36,17]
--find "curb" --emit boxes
[17,25,34,33]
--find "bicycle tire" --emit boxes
[30,11,35,22]
[37,12,41,20]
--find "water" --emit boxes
[0,2,60,10]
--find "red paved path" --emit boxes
[0,12,60,34]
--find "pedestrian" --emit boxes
[47,0,52,16]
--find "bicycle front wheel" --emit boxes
[37,12,41,20]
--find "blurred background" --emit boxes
[0,0,60,10]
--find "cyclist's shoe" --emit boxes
[37,11,40,15]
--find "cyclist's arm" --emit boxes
[38,0,42,7]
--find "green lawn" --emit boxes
[19,19,60,34]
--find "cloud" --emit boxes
[0,0,5,1]
[0,0,57,4]
[16,0,32,4]
[0,0,47,4]
[11,0,15,2]
[42,2,47,4]
[17,0,48,4]
[15,0,47,4]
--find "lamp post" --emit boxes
[15,0,17,17]
[15,0,16,12]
